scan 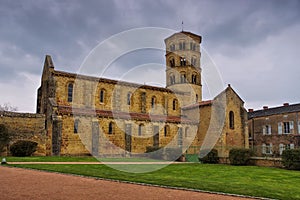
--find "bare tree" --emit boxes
[0,103,18,111]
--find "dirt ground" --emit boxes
[0,166,255,200]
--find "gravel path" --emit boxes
[0,166,256,200]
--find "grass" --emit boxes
[7,163,300,200]
[2,156,163,162]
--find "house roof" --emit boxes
[182,100,212,110]
[248,103,300,119]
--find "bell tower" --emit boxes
[165,31,202,105]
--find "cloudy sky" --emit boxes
[0,0,299,112]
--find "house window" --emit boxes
[180,57,186,66]
[180,73,186,83]
[262,143,272,155]
[151,96,156,109]
[164,125,169,137]
[138,124,144,136]
[127,92,132,105]
[173,99,177,110]
[100,89,105,103]
[74,119,79,134]
[229,111,234,129]
[108,122,114,134]
[67,83,73,102]
[263,125,272,135]
[279,143,295,155]
[281,121,294,134]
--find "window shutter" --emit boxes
[279,144,284,155]
[270,143,273,154]
[268,125,272,135]
[278,122,282,135]
[290,121,294,133]
[290,144,295,149]
[298,121,300,134]
[262,144,266,154]
[262,126,266,135]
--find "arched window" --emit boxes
[127,92,132,105]
[173,99,177,110]
[170,74,175,85]
[190,42,196,51]
[170,44,175,51]
[100,89,105,103]
[180,57,186,66]
[138,124,144,136]
[169,58,175,67]
[229,111,234,129]
[185,127,189,137]
[180,73,186,83]
[67,83,73,102]
[109,122,114,134]
[179,41,185,50]
[151,96,156,108]
[164,125,169,137]
[192,74,197,84]
[191,57,197,66]
[74,119,79,134]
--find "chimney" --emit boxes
[283,103,289,107]
[263,106,268,110]
[248,109,254,112]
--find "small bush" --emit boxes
[0,124,10,152]
[229,148,252,166]
[199,149,219,164]
[282,149,300,170]
[10,140,38,157]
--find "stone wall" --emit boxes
[0,111,46,155]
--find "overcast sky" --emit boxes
[0,0,299,112]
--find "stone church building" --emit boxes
[1,31,248,160]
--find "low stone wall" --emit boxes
[250,157,283,168]
[0,111,46,156]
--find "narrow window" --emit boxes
[182,42,185,50]
[109,122,113,134]
[173,99,177,110]
[196,94,198,102]
[191,57,196,66]
[229,111,234,129]
[278,122,283,135]
[263,125,272,135]
[180,73,186,83]
[164,125,169,137]
[138,124,144,136]
[100,89,105,103]
[67,83,73,102]
[191,74,197,84]
[180,57,186,66]
[74,119,79,134]
[279,143,285,155]
[127,92,132,105]
[151,96,156,108]
[185,127,189,137]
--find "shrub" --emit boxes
[10,140,38,157]
[199,149,219,164]
[229,148,252,165]
[0,124,10,152]
[282,149,300,170]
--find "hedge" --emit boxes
[229,148,252,165]
[199,149,219,164]
[10,140,38,157]
[282,149,300,170]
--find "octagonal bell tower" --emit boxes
[165,31,202,106]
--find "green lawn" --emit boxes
[3,156,162,162]
[7,163,300,200]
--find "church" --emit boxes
[1,31,249,161]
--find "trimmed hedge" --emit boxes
[229,148,252,165]
[199,149,219,164]
[0,124,10,152]
[10,140,38,157]
[282,149,300,170]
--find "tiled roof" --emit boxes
[53,70,187,94]
[182,100,212,110]
[57,106,197,124]
[248,103,300,119]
